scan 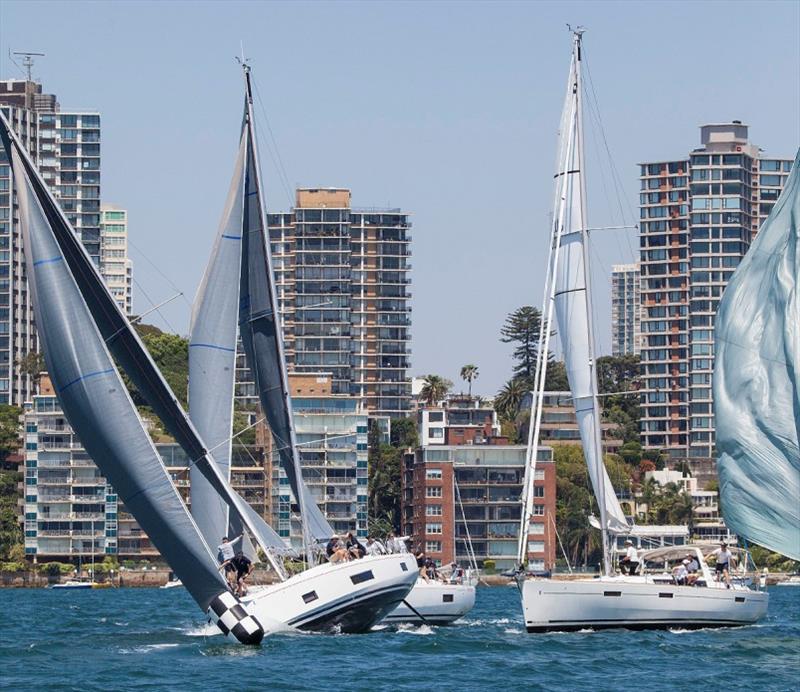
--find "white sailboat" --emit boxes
[187,62,417,637]
[516,28,768,632]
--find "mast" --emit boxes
[571,29,612,576]
[242,65,315,567]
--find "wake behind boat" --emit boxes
[516,28,768,633]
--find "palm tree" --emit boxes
[669,491,695,535]
[494,378,526,423]
[419,374,452,406]
[460,364,479,397]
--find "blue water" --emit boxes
[1,585,798,691]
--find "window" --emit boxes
[426,486,442,498]
[425,469,442,480]
[428,411,444,422]
[428,428,444,439]
[425,541,442,553]
[532,504,545,516]
[527,541,545,553]
[426,523,442,535]
[426,505,443,516]
[533,486,545,498]
[529,522,545,535]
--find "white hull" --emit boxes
[382,578,476,625]
[521,576,768,632]
[222,554,417,639]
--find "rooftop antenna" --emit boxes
[11,51,45,82]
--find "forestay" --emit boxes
[714,150,800,560]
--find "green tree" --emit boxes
[500,306,543,381]
[460,364,479,397]
[596,354,641,444]
[418,374,452,406]
[494,377,527,424]
[0,469,22,560]
[390,417,418,449]
[0,405,22,461]
[367,422,403,529]
[16,352,46,382]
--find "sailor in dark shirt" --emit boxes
[231,551,254,597]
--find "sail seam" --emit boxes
[221,234,242,240]
[33,255,62,266]
[60,368,115,391]
[189,343,236,353]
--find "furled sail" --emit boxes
[550,39,629,534]
[188,121,287,558]
[237,69,334,546]
[1,116,233,609]
[714,150,800,560]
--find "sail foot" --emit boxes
[207,591,264,645]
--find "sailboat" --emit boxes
[516,29,768,632]
[186,62,418,634]
[714,150,800,562]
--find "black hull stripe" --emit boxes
[526,617,756,633]
[288,584,410,628]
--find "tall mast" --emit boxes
[571,29,612,576]
[242,65,315,567]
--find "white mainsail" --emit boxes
[518,30,628,572]
[0,111,265,643]
[714,150,800,560]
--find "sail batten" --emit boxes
[715,150,800,560]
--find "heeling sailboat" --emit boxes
[0,113,265,644]
[714,149,800,561]
[516,29,768,632]
[187,63,417,634]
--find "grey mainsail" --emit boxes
[237,68,334,550]
[188,116,287,556]
[715,150,800,560]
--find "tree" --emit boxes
[367,421,403,529]
[390,417,418,449]
[494,377,526,423]
[16,352,45,381]
[0,405,22,461]
[418,374,452,406]
[460,364,479,397]
[500,306,544,381]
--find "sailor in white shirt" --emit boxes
[672,559,689,585]
[217,534,243,588]
[711,542,735,587]
[620,539,639,575]
[365,537,386,556]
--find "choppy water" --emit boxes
[1,585,798,691]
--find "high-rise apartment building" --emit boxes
[611,263,641,356]
[1,78,103,404]
[638,122,792,458]
[100,205,132,315]
[261,188,412,419]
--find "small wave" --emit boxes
[503,628,522,634]
[397,624,434,636]
[183,623,221,637]
[119,643,180,654]
[113,622,128,627]
[98,617,107,623]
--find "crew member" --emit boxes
[231,551,254,597]
[620,539,639,575]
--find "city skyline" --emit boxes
[0,1,798,395]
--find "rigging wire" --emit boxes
[131,276,178,335]
[251,77,295,208]
[128,238,194,311]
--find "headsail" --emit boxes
[0,114,263,636]
[237,67,334,554]
[188,118,289,561]
[714,150,800,560]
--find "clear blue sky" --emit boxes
[1,0,798,396]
